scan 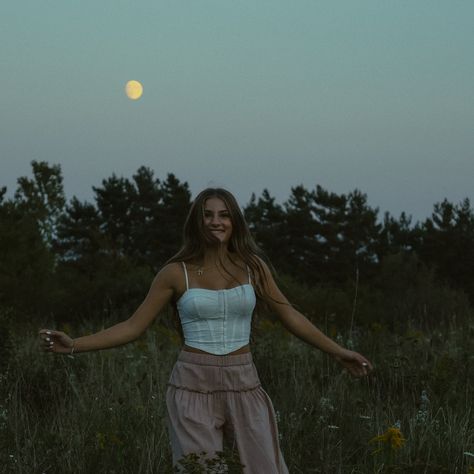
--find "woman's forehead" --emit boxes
[203,197,228,210]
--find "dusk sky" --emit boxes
[1,1,473,223]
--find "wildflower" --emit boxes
[420,390,430,406]
[369,426,406,454]
[414,409,428,424]
[414,390,431,426]
[319,397,335,412]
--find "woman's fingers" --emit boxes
[39,329,59,351]
[39,329,63,338]
[346,356,373,378]
[360,360,373,377]
[39,329,73,354]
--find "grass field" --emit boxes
[1,316,473,473]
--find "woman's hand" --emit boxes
[333,349,373,378]
[38,329,74,354]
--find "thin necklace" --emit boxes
[196,265,216,276]
[196,260,232,276]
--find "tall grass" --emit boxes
[1,316,473,473]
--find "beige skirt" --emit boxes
[166,349,289,474]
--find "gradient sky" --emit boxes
[1,1,473,223]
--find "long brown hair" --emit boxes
[163,187,290,340]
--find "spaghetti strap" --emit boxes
[246,265,251,285]
[182,262,189,290]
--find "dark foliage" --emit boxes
[1,161,473,330]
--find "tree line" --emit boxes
[1,161,473,332]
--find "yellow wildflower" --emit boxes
[369,426,406,454]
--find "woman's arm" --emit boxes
[256,257,373,376]
[38,263,178,354]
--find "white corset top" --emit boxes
[176,262,256,355]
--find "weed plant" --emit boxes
[1,315,473,473]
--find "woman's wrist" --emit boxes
[70,339,75,354]
[325,343,348,359]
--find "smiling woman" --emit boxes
[203,197,233,245]
[38,187,373,473]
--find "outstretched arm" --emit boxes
[256,258,373,377]
[38,263,177,354]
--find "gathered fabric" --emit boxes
[166,350,289,474]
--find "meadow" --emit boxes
[2,161,474,472]
[1,309,474,474]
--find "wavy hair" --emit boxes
[164,187,290,341]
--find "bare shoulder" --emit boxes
[153,262,183,293]
[126,262,184,335]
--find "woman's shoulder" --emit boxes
[157,262,184,288]
[161,261,183,272]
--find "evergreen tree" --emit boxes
[282,185,321,282]
[55,197,104,267]
[342,189,381,275]
[0,191,55,316]
[243,189,288,269]
[14,160,66,248]
[154,173,192,268]
[419,198,474,301]
[0,161,63,316]
[51,168,191,320]
[93,173,136,258]
[312,185,381,284]
[377,211,419,258]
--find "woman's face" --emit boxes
[203,197,233,244]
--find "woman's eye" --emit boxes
[204,213,229,218]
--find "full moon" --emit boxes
[125,80,143,100]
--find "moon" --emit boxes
[125,80,143,100]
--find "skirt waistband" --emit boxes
[177,349,253,367]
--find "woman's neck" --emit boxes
[199,249,233,268]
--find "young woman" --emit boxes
[39,187,373,473]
